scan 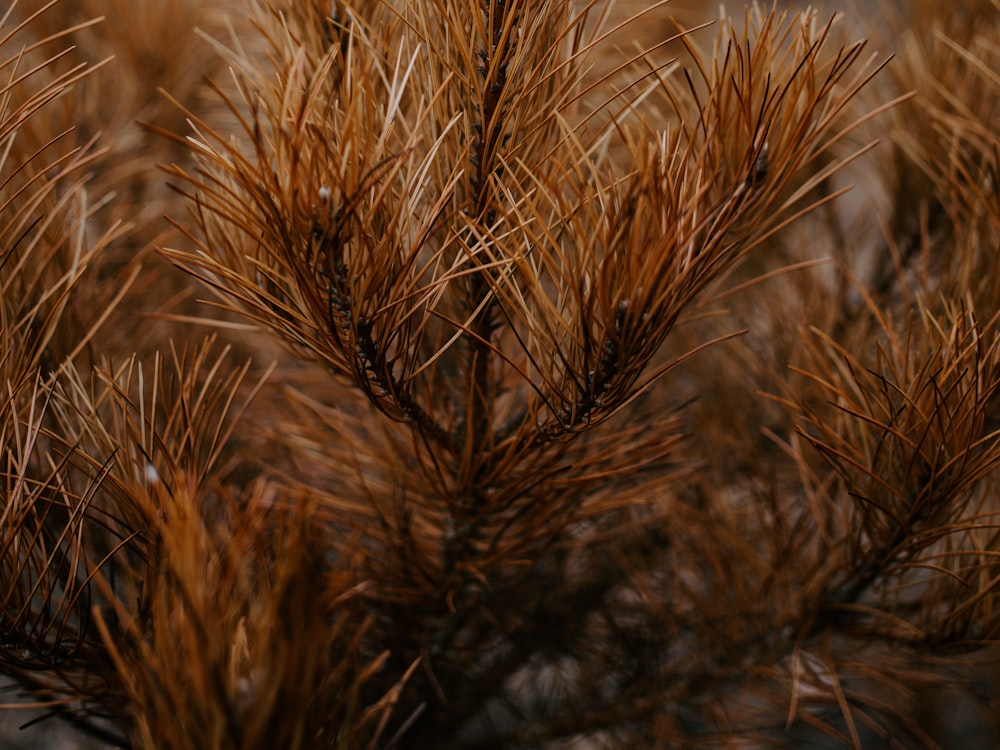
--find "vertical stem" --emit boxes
[435,1,521,674]
[456,0,518,505]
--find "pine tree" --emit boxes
[3,1,1000,748]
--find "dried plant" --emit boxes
[4,0,1000,748]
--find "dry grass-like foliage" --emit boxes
[4,0,1000,748]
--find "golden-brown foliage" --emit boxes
[4,0,1000,748]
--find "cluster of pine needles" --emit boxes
[3,0,1000,747]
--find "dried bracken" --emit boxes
[4,0,1000,748]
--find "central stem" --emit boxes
[456,0,518,503]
